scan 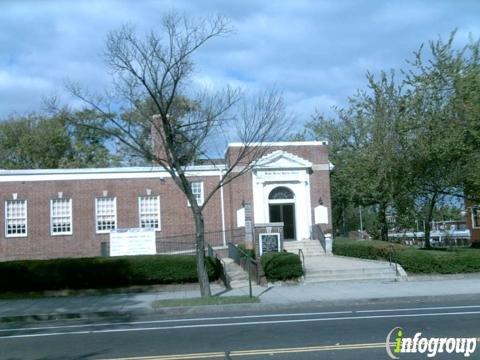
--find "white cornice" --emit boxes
[0,165,226,182]
[228,141,328,147]
[255,150,313,169]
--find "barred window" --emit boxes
[191,181,204,206]
[139,196,160,230]
[96,197,117,233]
[50,198,72,235]
[5,200,27,237]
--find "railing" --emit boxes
[298,248,305,279]
[228,243,261,298]
[388,244,399,277]
[311,224,326,253]
[207,244,230,289]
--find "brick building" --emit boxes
[0,141,332,261]
[466,202,480,243]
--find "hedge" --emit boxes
[0,255,221,292]
[333,239,480,274]
[261,252,303,282]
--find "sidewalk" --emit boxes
[1,276,480,322]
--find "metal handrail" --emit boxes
[298,248,305,279]
[207,244,230,289]
[227,242,260,298]
[388,244,399,276]
[311,224,326,253]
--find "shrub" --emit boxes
[261,252,303,282]
[471,241,480,249]
[0,255,221,292]
[333,239,480,274]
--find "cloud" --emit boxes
[0,0,479,126]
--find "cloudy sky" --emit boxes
[1,0,479,130]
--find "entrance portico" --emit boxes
[252,150,313,241]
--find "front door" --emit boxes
[269,203,296,240]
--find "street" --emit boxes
[0,297,479,359]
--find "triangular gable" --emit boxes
[255,150,312,169]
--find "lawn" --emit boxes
[333,238,480,274]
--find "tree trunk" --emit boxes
[193,210,211,297]
[378,202,389,242]
[423,194,437,250]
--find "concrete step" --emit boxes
[305,268,394,275]
[302,266,399,283]
[223,258,250,289]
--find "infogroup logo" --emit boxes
[385,327,477,359]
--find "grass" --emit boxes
[151,295,259,308]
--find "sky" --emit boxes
[1,0,479,131]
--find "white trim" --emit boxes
[255,150,313,169]
[0,166,225,182]
[95,197,117,234]
[50,198,73,236]
[138,195,161,231]
[228,141,328,147]
[219,174,226,247]
[5,199,28,238]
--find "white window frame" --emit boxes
[95,197,117,234]
[189,181,204,206]
[138,195,161,231]
[5,200,28,238]
[472,206,480,229]
[50,198,73,236]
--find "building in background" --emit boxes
[0,141,332,261]
[466,203,480,244]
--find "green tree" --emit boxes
[0,111,118,169]
[401,33,480,248]
[306,72,407,241]
[64,14,291,297]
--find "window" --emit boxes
[269,187,294,200]
[473,206,480,229]
[191,181,204,206]
[139,196,160,230]
[5,200,27,237]
[50,198,72,235]
[96,197,117,233]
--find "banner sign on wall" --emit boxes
[110,228,157,256]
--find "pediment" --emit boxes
[255,150,312,169]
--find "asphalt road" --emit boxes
[1,297,479,360]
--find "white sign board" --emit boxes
[236,207,245,228]
[110,228,156,256]
[314,205,329,224]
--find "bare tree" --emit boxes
[63,13,291,297]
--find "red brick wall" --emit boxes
[0,176,224,260]
[465,202,479,243]
[0,143,332,261]
[226,144,332,229]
